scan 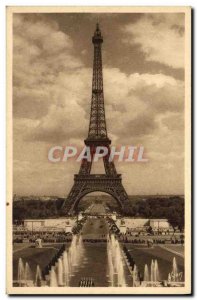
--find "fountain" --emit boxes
[150,259,160,285]
[172,257,178,281]
[143,264,149,282]
[68,234,84,268]
[150,259,154,282]
[17,258,34,286]
[140,256,184,287]
[115,240,126,286]
[35,265,42,287]
[24,262,33,286]
[107,234,126,287]
[57,258,64,286]
[154,259,159,282]
[133,264,140,286]
[17,258,25,286]
[47,234,84,286]
[167,256,183,284]
[50,266,58,287]
[62,251,70,286]
[107,249,114,286]
[69,235,77,267]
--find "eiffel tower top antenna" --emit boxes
[85,23,111,146]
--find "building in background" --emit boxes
[23,218,75,232]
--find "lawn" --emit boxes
[126,244,184,281]
[13,243,33,252]
[13,243,65,280]
[162,245,184,256]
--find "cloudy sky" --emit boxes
[13,12,185,196]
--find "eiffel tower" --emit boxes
[62,24,129,215]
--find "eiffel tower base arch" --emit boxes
[62,174,129,215]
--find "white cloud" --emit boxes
[13,14,84,121]
[103,68,184,140]
[123,14,185,68]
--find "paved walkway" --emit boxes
[85,202,107,215]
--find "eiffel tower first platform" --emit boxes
[62,24,129,215]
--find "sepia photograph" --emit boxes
[6,6,191,295]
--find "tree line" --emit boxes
[123,196,184,230]
[13,196,184,230]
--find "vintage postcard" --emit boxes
[6,6,191,295]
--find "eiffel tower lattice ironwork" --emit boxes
[62,24,129,214]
